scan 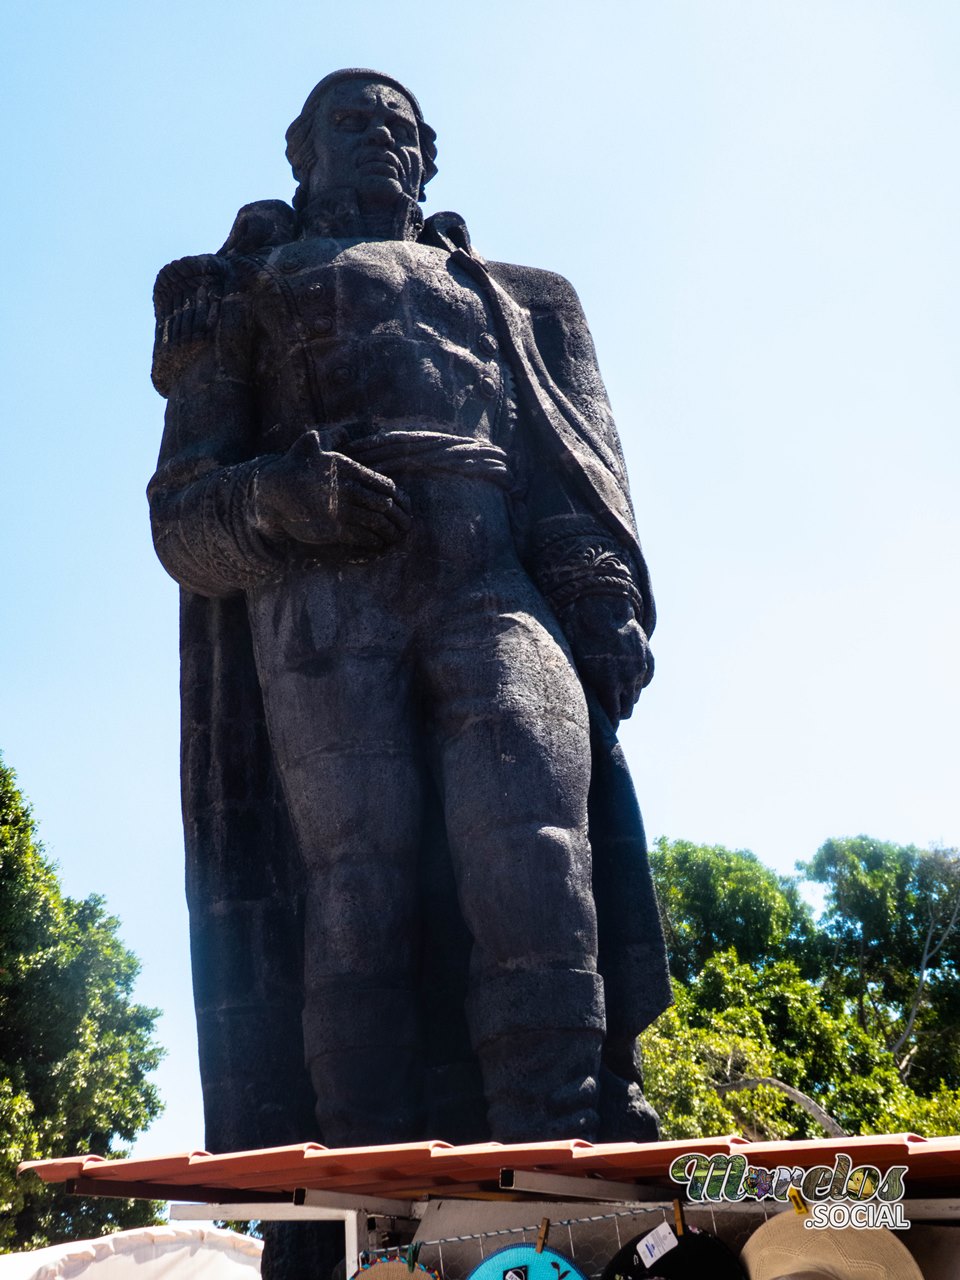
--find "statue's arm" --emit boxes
[492,262,655,722]
[147,254,288,598]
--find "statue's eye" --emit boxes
[333,111,364,131]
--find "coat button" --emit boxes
[331,365,352,385]
[478,374,498,399]
[479,332,497,354]
[314,315,333,334]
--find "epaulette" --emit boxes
[219,199,297,256]
[151,253,226,397]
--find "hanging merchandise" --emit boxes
[740,1213,922,1280]
[465,1241,588,1280]
[351,1255,441,1280]
[601,1223,747,1280]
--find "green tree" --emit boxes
[803,837,960,1089]
[642,950,886,1140]
[643,839,960,1142]
[641,967,793,1140]
[649,837,819,982]
[641,949,956,1141]
[0,757,164,1252]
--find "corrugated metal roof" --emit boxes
[18,1134,960,1201]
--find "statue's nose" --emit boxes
[367,122,393,145]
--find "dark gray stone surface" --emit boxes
[149,69,670,1171]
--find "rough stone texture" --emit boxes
[149,70,671,1196]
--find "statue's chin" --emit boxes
[355,172,408,208]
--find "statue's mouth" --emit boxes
[357,151,401,177]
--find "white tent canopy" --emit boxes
[0,1226,262,1280]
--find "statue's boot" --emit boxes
[467,968,605,1142]
[598,1034,660,1142]
[303,980,424,1146]
[261,1223,342,1280]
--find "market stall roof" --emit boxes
[18,1134,960,1203]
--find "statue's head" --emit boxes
[286,69,438,212]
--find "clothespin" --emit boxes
[405,1243,422,1272]
[535,1218,551,1254]
[787,1186,809,1216]
[672,1199,685,1237]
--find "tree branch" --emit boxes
[897,1041,920,1081]
[891,863,960,1064]
[891,913,937,1060]
[867,986,895,1051]
[926,879,960,963]
[714,1076,848,1137]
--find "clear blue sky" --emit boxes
[1,1,958,1156]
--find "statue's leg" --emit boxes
[424,593,604,1141]
[254,636,426,1146]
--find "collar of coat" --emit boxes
[298,188,425,241]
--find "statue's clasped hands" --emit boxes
[254,429,412,551]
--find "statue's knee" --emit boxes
[453,821,597,966]
[460,819,591,894]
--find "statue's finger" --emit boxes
[641,649,655,687]
[341,457,402,498]
[344,508,407,543]
[290,429,323,459]
[621,680,642,720]
[592,673,620,727]
[346,487,412,530]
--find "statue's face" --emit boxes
[307,77,424,207]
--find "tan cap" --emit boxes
[741,1213,921,1280]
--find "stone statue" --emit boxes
[149,69,670,1156]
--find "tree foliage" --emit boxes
[650,838,818,982]
[0,758,164,1252]
[642,836,960,1142]
[803,837,960,1090]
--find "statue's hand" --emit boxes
[254,430,412,550]
[560,595,654,727]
